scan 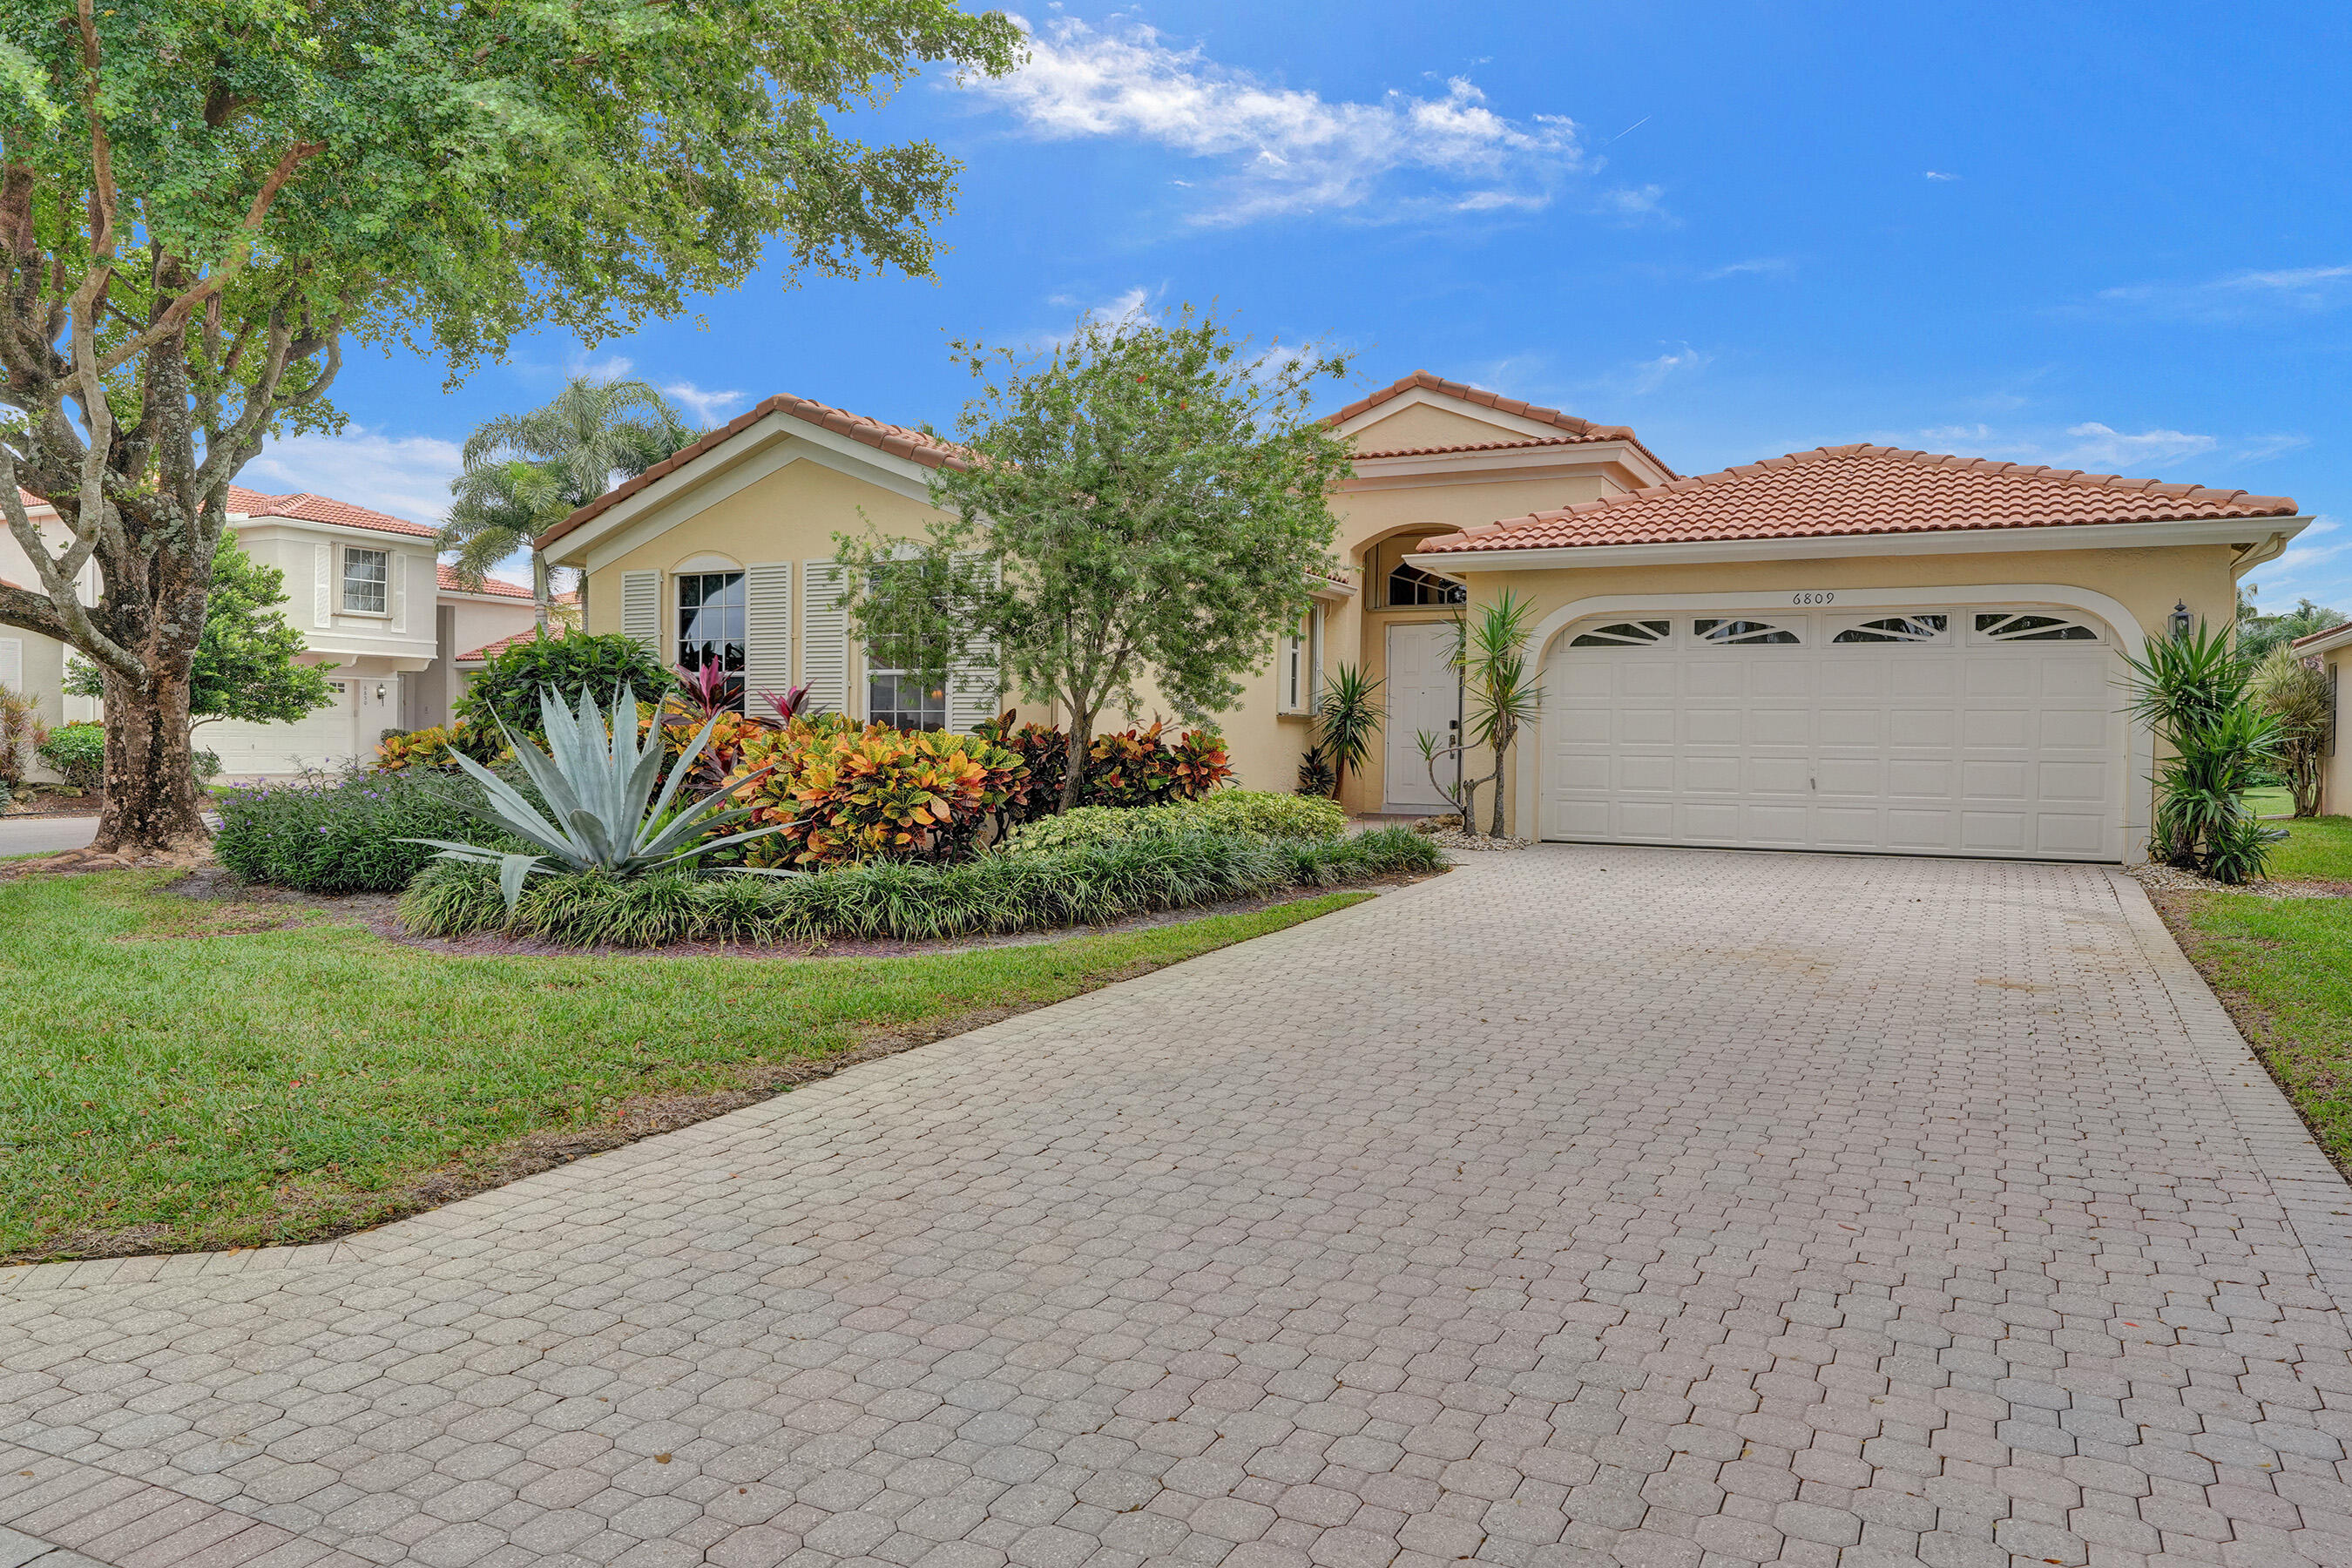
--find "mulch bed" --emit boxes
[0,789,99,817]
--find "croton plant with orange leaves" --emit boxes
[725,715,1031,868]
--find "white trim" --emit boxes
[229,516,438,550]
[1513,585,2156,862]
[1409,516,2309,572]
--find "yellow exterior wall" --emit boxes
[1351,402,1545,448]
[1437,542,2243,840]
[2318,650,2348,815]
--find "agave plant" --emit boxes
[408,685,794,911]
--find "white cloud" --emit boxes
[2056,421,2219,469]
[665,381,747,425]
[241,425,464,529]
[566,350,636,379]
[1699,257,1792,281]
[1846,419,2308,477]
[976,16,1591,224]
[2096,262,2352,318]
[2243,517,2351,609]
[1593,185,1670,224]
[1923,170,1960,180]
[1628,345,1712,395]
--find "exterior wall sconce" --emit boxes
[374,682,389,703]
[2170,600,2193,639]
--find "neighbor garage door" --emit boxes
[1540,607,2126,861]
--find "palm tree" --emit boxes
[440,376,701,630]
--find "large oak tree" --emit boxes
[0,0,1021,852]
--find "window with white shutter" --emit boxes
[946,552,999,733]
[620,570,662,659]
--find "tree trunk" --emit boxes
[91,666,207,853]
[531,550,551,634]
[1059,712,1094,813]
[1488,740,1510,838]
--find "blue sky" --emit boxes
[248,0,2352,614]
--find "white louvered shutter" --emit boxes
[801,559,848,718]
[390,551,408,632]
[620,570,662,659]
[947,552,999,733]
[743,562,793,717]
[314,544,333,625]
[0,637,20,693]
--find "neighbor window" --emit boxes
[341,547,389,614]
[677,571,746,710]
[1281,606,1321,713]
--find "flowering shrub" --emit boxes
[214,766,526,893]
[727,718,1031,868]
[977,714,1232,814]
[374,722,510,772]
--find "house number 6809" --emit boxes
[1790,591,1835,605]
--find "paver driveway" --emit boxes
[7,848,2352,1568]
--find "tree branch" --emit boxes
[93,139,325,378]
[75,0,117,259]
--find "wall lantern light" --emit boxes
[2169,600,2193,639]
[374,682,389,703]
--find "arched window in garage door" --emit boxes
[1693,617,1801,645]
[1569,619,1672,648]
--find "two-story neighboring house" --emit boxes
[0,487,541,781]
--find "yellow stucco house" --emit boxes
[537,370,2307,865]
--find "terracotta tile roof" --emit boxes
[1327,370,1677,476]
[457,626,552,664]
[1416,444,2299,556]
[538,393,970,550]
[2293,619,2352,650]
[436,564,535,599]
[228,486,436,538]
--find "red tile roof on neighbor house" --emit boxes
[228,486,436,538]
[1416,444,2299,555]
[436,564,534,599]
[538,393,970,550]
[1327,370,1679,477]
[457,626,550,664]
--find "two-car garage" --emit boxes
[1538,603,2128,862]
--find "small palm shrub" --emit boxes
[1000,790,1347,855]
[1314,663,1382,800]
[215,767,515,893]
[455,628,675,741]
[2126,622,2287,884]
[35,720,104,791]
[400,826,1443,947]
[1295,740,1337,798]
[727,717,1032,868]
[2249,646,2335,817]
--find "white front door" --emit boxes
[1384,622,1460,812]
[1539,608,2126,861]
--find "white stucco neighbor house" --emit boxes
[0,487,543,781]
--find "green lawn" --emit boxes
[2160,800,2352,1174]
[0,872,1369,1262]
[2176,894,2352,1173]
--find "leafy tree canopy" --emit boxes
[455,628,674,741]
[0,0,1023,850]
[2239,594,2348,664]
[839,305,1355,808]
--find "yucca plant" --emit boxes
[408,685,794,911]
[2125,621,2287,883]
[2249,646,2335,817]
[1314,663,1383,801]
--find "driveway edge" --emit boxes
[2105,868,2352,1310]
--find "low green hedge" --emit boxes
[214,768,524,895]
[399,826,1442,948]
[1001,790,1348,855]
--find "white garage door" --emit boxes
[206,678,357,779]
[1541,608,2126,861]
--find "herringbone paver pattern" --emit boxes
[5,848,2352,1568]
